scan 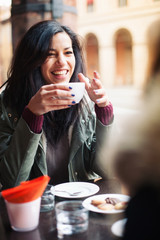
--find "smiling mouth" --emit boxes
[52,70,68,76]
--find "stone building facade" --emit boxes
[77,0,160,88]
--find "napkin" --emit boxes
[1,175,50,203]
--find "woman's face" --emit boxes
[41,32,76,84]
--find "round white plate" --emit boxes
[53,182,99,198]
[111,218,127,237]
[82,193,130,214]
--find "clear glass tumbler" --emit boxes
[40,184,55,212]
[55,200,89,239]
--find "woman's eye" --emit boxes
[48,52,56,57]
[65,51,73,55]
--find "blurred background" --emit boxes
[0,0,160,126]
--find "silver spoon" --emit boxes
[54,190,82,196]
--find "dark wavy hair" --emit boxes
[3,20,87,144]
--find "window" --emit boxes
[118,0,127,7]
[87,0,94,12]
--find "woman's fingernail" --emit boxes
[71,94,75,97]
[68,105,71,107]
[72,101,76,104]
[94,71,100,78]
[69,86,72,89]
[94,90,98,94]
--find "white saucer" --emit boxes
[54,182,99,199]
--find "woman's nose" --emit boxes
[56,54,66,65]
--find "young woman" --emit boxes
[0,20,113,190]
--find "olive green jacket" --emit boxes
[0,92,112,190]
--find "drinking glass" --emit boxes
[40,184,55,212]
[55,200,89,239]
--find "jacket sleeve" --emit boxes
[0,95,46,189]
[91,118,113,177]
[86,100,114,177]
[68,106,113,182]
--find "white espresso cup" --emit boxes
[56,82,85,103]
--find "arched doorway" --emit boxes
[115,29,133,85]
[85,33,99,79]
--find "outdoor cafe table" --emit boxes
[0,180,124,240]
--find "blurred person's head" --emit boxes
[99,19,160,196]
[113,18,160,196]
[145,19,160,93]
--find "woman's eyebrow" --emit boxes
[49,47,72,51]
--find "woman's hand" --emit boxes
[27,84,75,116]
[78,71,109,107]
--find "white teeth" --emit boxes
[53,70,67,75]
